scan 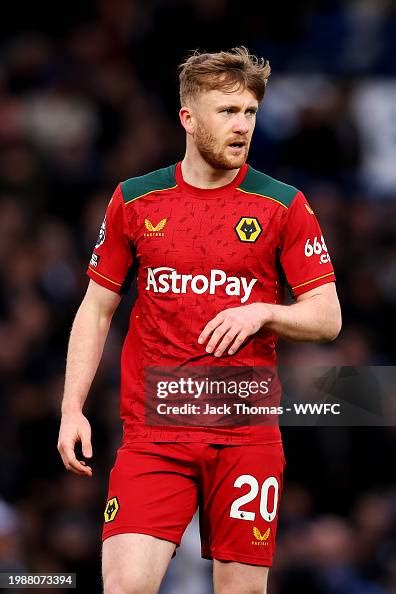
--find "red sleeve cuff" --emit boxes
[292,272,336,297]
[87,267,123,293]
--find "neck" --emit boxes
[181,142,241,189]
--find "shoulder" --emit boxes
[120,164,177,204]
[238,166,299,209]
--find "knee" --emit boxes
[103,570,157,594]
[214,562,268,594]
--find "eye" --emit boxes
[246,109,257,116]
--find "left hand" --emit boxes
[198,303,273,357]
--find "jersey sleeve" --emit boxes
[279,191,336,297]
[86,184,134,293]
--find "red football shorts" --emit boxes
[103,441,285,566]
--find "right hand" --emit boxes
[57,412,93,477]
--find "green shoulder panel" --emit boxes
[238,166,299,208]
[121,164,177,203]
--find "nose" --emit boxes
[232,113,250,134]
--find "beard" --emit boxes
[194,121,249,170]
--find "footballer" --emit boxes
[58,47,341,594]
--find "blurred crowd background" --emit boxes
[1,1,396,593]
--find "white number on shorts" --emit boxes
[229,474,279,522]
[230,475,258,521]
[260,476,278,522]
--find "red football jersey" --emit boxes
[87,162,335,444]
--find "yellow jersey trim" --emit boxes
[124,185,178,205]
[292,272,334,290]
[88,267,122,287]
[236,187,289,209]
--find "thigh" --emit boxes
[103,443,198,545]
[102,533,175,594]
[200,443,285,567]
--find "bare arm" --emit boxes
[57,280,121,476]
[265,282,342,342]
[198,283,342,357]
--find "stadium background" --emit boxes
[1,1,396,592]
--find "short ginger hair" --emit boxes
[179,46,271,106]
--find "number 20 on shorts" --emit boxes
[230,475,279,522]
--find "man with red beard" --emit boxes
[58,47,341,594]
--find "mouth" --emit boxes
[228,141,246,151]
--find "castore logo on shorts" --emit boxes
[252,526,270,546]
[145,267,257,303]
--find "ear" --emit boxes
[179,106,195,135]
